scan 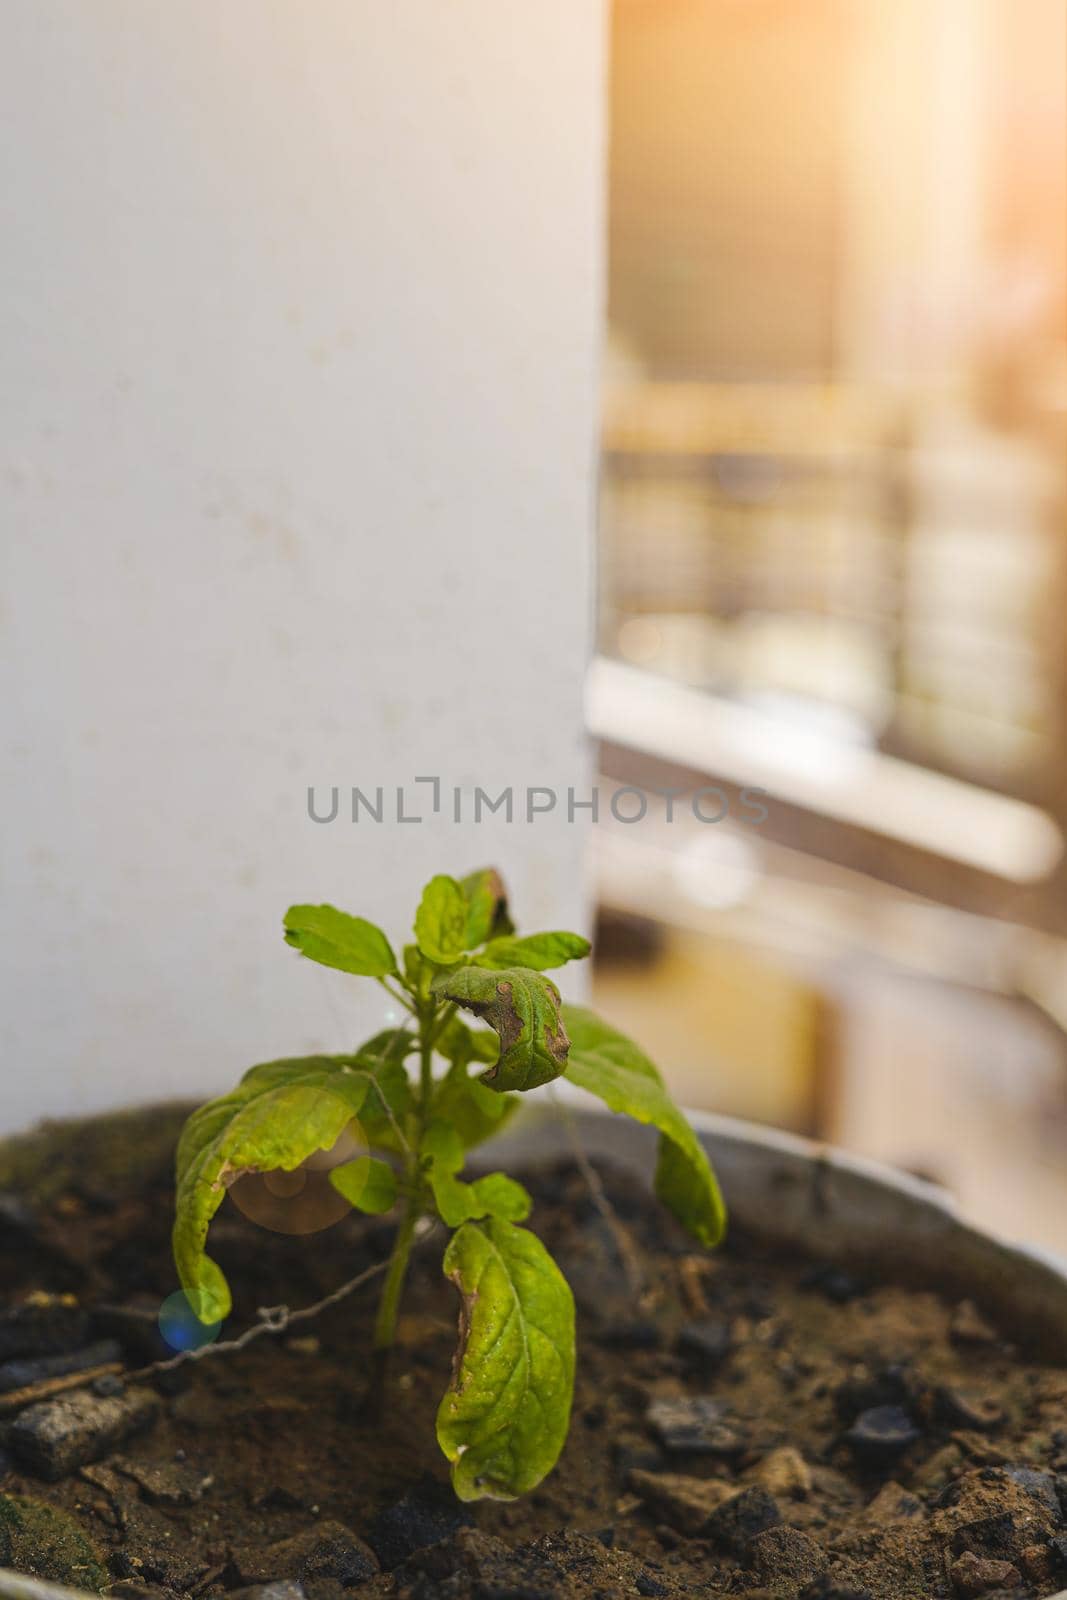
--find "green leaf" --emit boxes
[561,1005,726,1249]
[315,1029,413,1156]
[436,1014,500,1068]
[422,1119,465,1173]
[434,1016,516,1148]
[480,931,591,972]
[173,1056,371,1323]
[431,1170,532,1229]
[432,1059,517,1150]
[422,1121,529,1226]
[437,1218,575,1501]
[284,904,397,977]
[402,942,436,1002]
[414,875,470,965]
[355,1026,417,1065]
[432,966,569,1092]
[329,1156,397,1214]
[460,867,514,945]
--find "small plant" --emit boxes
[173,868,725,1500]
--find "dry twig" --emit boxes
[550,1091,645,1298]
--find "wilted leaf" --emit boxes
[437,1219,575,1501]
[561,1005,726,1249]
[174,1057,372,1323]
[432,966,569,1092]
[284,904,396,978]
[479,931,591,972]
[414,875,470,965]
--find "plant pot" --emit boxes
[490,1097,1067,1359]
[2,1100,1067,1600]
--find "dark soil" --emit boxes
[2,1106,1067,1600]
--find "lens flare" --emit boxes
[158,1290,223,1352]
[227,1119,367,1235]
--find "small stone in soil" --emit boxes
[844,1405,921,1461]
[1051,1533,1067,1571]
[111,1455,209,1507]
[235,1521,377,1588]
[861,1481,925,1523]
[0,1339,122,1395]
[935,1387,1005,1433]
[1018,1542,1056,1586]
[753,1445,813,1499]
[645,1395,744,1456]
[801,1264,868,1303]
[676,1318,732,1371]
[397,1526,587,1600]
[635,1572,669,1597]
[749,1525,827,1588]
[949,1513,1019,1562]
[705,1486,782,1555]
[627,1469,736,1536]
[1002,1465,1062,1521]
[833,1365,913,1423]
[0,1295,90,1361]
[950,1300,999,1346]
[366,1474,473,1570]
[7,1384,160,1481]
[949,1550,1022,1597]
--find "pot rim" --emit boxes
[488,1088,1067,1357]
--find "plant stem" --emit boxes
[372,1004,437,1357]
[372,1193,419,1351]
[418,1023,434,1117]
[377,976,414,1012]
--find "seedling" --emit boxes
[173,869,725,1500]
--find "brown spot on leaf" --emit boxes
[481,869,512,938]
[448,1278,478,1392]
[546,1013,570,1067]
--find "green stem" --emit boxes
[377,976,414,1012]
[372,1003,438,1356]
[373,1193,419,1351]
[418,1023,434,1117]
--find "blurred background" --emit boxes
[589,0,1067,1254]
[2,2,1065,1261]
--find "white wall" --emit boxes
[0,3,604,1134]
